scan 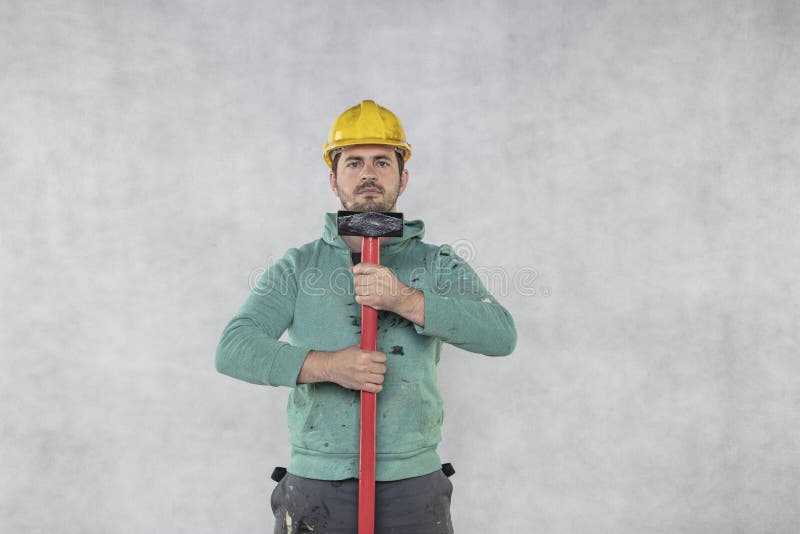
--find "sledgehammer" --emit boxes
[337,210,404,534]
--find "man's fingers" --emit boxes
[330,346,390,392]
[371,373,385,384]
[362,383,383,393]
[363,360,386,376]
[354,282,372,294]
[357,372,384,388]
[353,275,378,288]
[351,263,379,275]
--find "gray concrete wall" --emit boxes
[2,1,798,532]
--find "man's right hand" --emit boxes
[298,345,387,393]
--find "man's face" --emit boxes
[329,144,408,212]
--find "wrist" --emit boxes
[299,350,332,384]
[395,287,425,326]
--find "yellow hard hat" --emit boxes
[323,99,412,169]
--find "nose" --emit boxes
[360,161,378,181]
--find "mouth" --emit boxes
[359,188,382,195]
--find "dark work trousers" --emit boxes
[270,470,454,534]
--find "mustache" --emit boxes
[356,184,383,193]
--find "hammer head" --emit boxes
[337,211,404,238]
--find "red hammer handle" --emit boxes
[358,236,379,534]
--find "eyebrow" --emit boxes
[343,155,393,162]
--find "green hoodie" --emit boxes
[215,212,516,481]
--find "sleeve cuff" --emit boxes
[268,343,312,387]
[412,290,456,340]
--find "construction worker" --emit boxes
[215,100,517,533]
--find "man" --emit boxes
[215,100,516,533]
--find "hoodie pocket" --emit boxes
[376,380,440,454]
[292,384,360,454]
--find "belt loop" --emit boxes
[270,466,287,482]
[441,463,455,477]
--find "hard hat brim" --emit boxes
[323,139,412,169]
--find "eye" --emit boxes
[346,161,360,168]
[376,161,389,167]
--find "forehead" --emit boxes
[339,144,397,160]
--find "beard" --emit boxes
[336,180,401,212]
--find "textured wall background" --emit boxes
[2,1,799,532]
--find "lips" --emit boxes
[359,188,381,194]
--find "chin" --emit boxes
[346,201,390,212]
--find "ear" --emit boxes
[398,169,409,197]
[329,171,339,197]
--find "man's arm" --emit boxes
[297,347,387,393]
[215,248,388,390]
[215,248,311,387]
[411,244,517,356]
[350,245,517,356]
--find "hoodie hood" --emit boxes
[321,212,425,253]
